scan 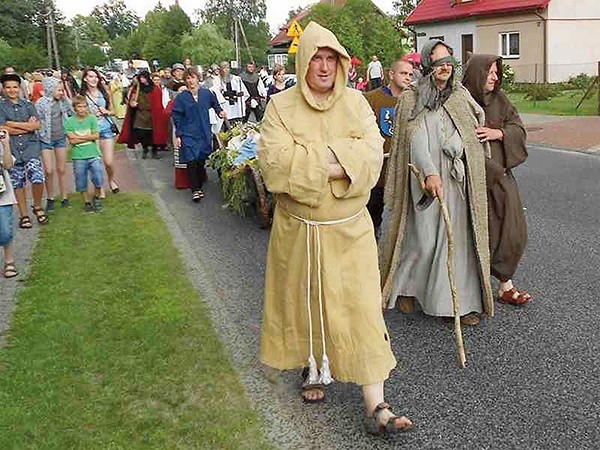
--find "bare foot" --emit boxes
[397,296,415,314]
[301,386,325,403]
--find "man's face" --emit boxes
[485,62,499,92]
[389,62,414,91]
[4,67,15,75]
[184,58,191,66]
[2,80,20,100]
[246,63,255,74]
[371,55,377,62]
[220,64,230,76]
[152,76,161,86]
[306,47,338,96]
[173,68,183,80]
[164,69,172,79]
[185,74,199,90]
[431,44,453,86]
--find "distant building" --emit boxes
[405,0,600,82]
[268,0,393,71]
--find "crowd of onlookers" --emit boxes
[0,52,420,279]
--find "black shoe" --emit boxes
[60,198,71,208]
[142,148,149,159]
[46,198,55,213]
[93,196,103,212]
[84,202,95,214]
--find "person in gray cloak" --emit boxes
[380,40,493,325]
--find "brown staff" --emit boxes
[408,163,466,368]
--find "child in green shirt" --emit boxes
[64,96,104,213]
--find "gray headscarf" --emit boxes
[410,39,456,119]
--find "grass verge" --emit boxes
[507,91,598,116]
[0,193,270,449]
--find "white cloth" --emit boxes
[220,75,249,120]
[0,143,17,206]
[367,60,383,79]
[208,86,227,135]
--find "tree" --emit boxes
[199,0,270,65]
[80,45,107,67]
[201,0,267,30]
[180,24,235,68]
[91,0,139,39]
[304,0,410,69]
[393,0,421,24]
[71,15,109,46]
[0,0,42,47]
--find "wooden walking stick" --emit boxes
[408,164,467,368]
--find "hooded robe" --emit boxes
[462,55,528,282]
[259,22,396,385]
[380,40,494,317]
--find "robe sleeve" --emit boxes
[409,120,439,178]
[258,102,329,207]
[327,96,384,198]
[499,96,527,169]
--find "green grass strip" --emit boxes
[0,193,270,450]
[507,91,598,116]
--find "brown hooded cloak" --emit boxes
[462,55,528,282]
[258,22,396,385]
[380,40,494,317]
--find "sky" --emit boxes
[55,0,396,33]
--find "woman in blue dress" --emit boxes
[172,68,226,202]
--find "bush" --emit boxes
[567,73,594,92]
[502,63,515,87]
[524,83,560,101]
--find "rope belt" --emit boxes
[285,208,364,386]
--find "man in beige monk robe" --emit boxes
[259,21,413,435]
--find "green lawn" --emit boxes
[0,193,270,449]
[507,90,599,116]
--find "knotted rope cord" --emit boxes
[287,209,364,385]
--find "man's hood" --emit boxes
[42,76,61,99]
[462,54,503,106]
[296,21,350,111]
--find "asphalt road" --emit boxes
[132,144,599,450]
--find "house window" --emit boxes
[499,32,520,58]
[268,53,289,70]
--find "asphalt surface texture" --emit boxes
[128,143,599,450]
[3,144,598,449]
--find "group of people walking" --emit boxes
[258,22,531,436]
[0,67,122,279]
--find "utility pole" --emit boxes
[49,4,61,69]
[46,6,53,67]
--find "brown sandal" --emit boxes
[19,216,33,229]
[32,206,49,225]
[4,262,18,279]
[498,287,532,306]
[365,402,414,435]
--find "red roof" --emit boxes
[405,0,550,26]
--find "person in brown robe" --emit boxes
[462,54,532,305]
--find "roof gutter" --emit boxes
[533,9,548,83]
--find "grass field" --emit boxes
[507,90,599,116]
[0,193,270,449]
